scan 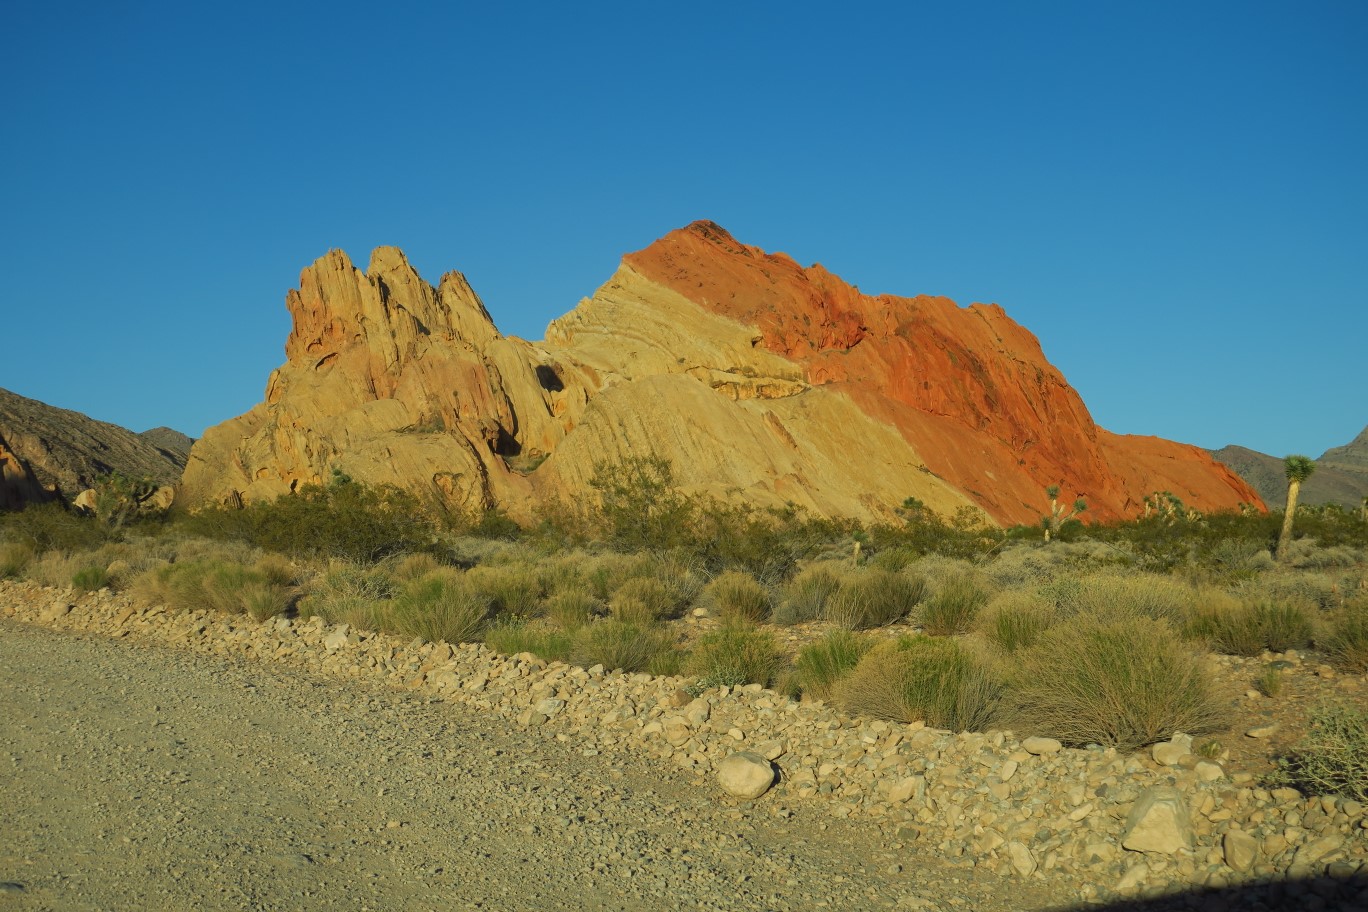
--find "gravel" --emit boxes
[0,620,1072,911]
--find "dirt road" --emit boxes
[0,620,1077,911]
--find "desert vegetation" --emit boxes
[3,458,1367,799]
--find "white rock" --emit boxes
[1223,829,1259,873]
[1021,737,1061,756]
[1121,786,1194,854]
[716,752,775,800]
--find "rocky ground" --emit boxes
[3,580,1367,911]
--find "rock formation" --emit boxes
[0,387,189,510]
[181,222,1262,526]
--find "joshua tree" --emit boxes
[1042,485,1086,542]
[1276,455,1316,561]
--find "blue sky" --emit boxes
[2,1,1364,458]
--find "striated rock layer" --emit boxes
[180,222,1262,526]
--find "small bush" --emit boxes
[824,568,924,630]
[686,624,783,688]
[485,617,571,662]
[545,590,598,632]
[977,590,1057,653]
[1270,701,1368,802]
[0,541,34,578]
[1322,601,1368,673]
[1004,615,1228,751]
[794,629,871,701]
[1255,667,1284,698]
[705,571,771,625]
[774,564,841,626]
[835,636,1001,732]
[466,563,543,616]
[390,552,441,581]
[241,581,292,621]
[1185,599,1315,657]
[0,501,108,552]
[389,571,491,644]
[71,566,110,592]
[609,577,673,624]
[570,620,674,673]
[919,572,989,636]
[298,564,398,622]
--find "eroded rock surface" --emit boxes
[180,223,1263,524]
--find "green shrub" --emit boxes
[1322,601,1368,673]
[545,590,598,632]
[685,624,783,688]
[835,636,1001,732]
[466,562,543,615]
[298,564,398,622]
[1184,599,1314,657]
[570,620,674,673]
[1004,615,1228,751]
[389,571,491,644]
[824,568,924,630]
[1068,571,1198,624]
[705,571,771,625]
[774,564,841,626]
[485,617,571,662]
[241,581,292,621]
[1270,701,1368,801]
[1255,667,1284,698]
[0,501,109,552]
[794,629,871,701]
[0,541,34,578]
[919,572,989,636]
[609,577,672,624]
[977,590,1057,653]
[71,566,110,592]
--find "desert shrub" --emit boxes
[1255,667,1284,698]
[25,551,91,590]
[589,455,696,552]
[1184,599,1315,656]
[824,568,924,630]
[794,629,871,701]
[298,564,398,622]
[545,590,599,632]
[1204,539,1275,579]
[569,620,674,673]
[1322,601,1368,673]
[183,475,432,563]
[686,624,784,688]
[581,552,654,601]
[984,540,1130,588]
[870,546,918,572]
[648,552,705,616]
[1069,571,1198,624]
[389,552,441,581]
[609,577,673,624]
[919,571,989,636]
[1279,538,1363,570]
[835,636,1001,732]
[774,563,842,626]
[977,590,1057,653]
[252,553,297,588]
[134,559,291,618]
[71,566,110,592]
[1252,572,1344,612]
[0,541,34,578]
[1004,615,1228,751]
[389,571,491,644]
[705,571,771,625]
[241,581,292,621]
[485,617,571,662]
[466,562,543,616]
[1270,701,1368,802]
[0,501,108,553]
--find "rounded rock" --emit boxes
[716,751,775,800]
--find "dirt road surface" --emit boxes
[0,620,1080,911]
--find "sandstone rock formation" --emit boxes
[181,223,1263,525]
[0,387,189,510]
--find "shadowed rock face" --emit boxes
[179,222,1263,525]
[0,387,188,510]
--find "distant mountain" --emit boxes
[0,387,190,510]
[1210,425,1368,510]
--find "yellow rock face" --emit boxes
[179,245,980,526]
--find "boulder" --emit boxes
[716,752,775,800]
[1121,786,1194,855]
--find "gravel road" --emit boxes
[0,620,1078,911]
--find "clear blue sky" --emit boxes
[3,1,1364,458]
